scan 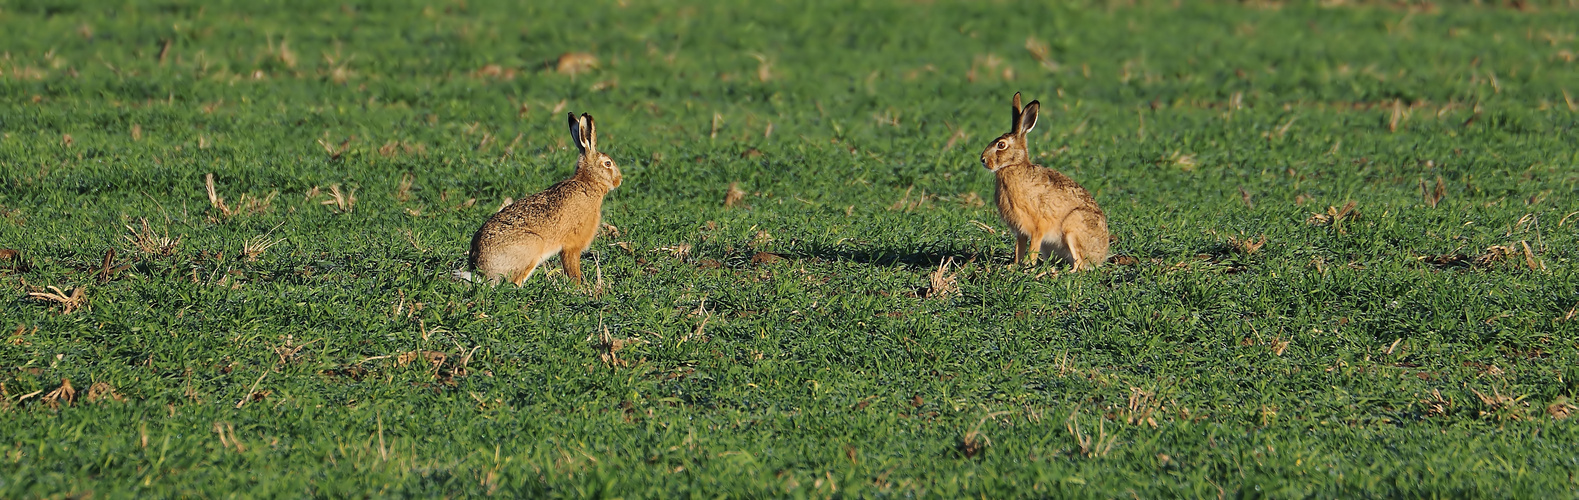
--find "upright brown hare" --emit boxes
[980,92,1109,270]
[460,112,623,286]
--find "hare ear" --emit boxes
[1010,92,1024,131]
[1018,100,1040,136]
[581,113,597,153]
[568,112,587,155]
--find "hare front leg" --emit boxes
[561,244,585,284]
[1013,233,1031,266]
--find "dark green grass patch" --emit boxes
[2,0,1577,496]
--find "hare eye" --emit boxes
[602,159,612,167]
[997,141,1008,150]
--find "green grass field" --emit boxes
[3,0,1578,496]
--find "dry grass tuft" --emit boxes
[395,172,415,203]
[317,135,352,160]
[957,428,988,459]
[1467,241,1544,270]
[1421,389,1452,417]
[658,243,693,259]
[1421,175,1446,207]
[213,421,246,453]
[1024,36,1060,71]
[124,218,182,257]
[1107,255,1139,266]
[205,173,276,219]
[967,53,1014,83]
[41,379,76,409]
[377,140,425,158]
[1,248,27,273]
[751,251,787,265]
[1388,99,1404,132]
[888,186,935,212]
[1475,244,1518,266]
[724,182,747,208]
[1306,201,1358,227]
[1548,397,1576,420]
[957,412,1008,459]
[85,382,125,403]
[1067,408,1117,458]
[1228,234,1267,255]
[590,325,646,368]
[95,249,130,284]
[955,191,984,207]
[752,230,775,249]
[941,122,969,151]
[267,37,298,69]
[28,286,86,314]
[1124,387,1164,428]
[555,52,598,76]
[751,53,774,82]
[472,63,516,81]
[243,235,284,262]
[1519,240,1544,270]
[1471,386,1529,421]
[319,184,357,213]
[1163,150,1198,171]
[923,258,959,300]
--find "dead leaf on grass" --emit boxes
[1107,255,1139,266]
[1548,397,1576,420]
[751,252,787,265]
[1228,234,1267,255]
[85,382,125,403]
[555,52,598,76]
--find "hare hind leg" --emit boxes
[476,241,548,286]
[509,257,546,286]
[1061,210,1109,270]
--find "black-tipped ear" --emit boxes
[1019,100,1040,135]
[1011,92,1023,132]
[568,112,586,154]
[582,113,597,153]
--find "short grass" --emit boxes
[2,0,1578,496]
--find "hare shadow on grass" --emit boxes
[780,239,991,271]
